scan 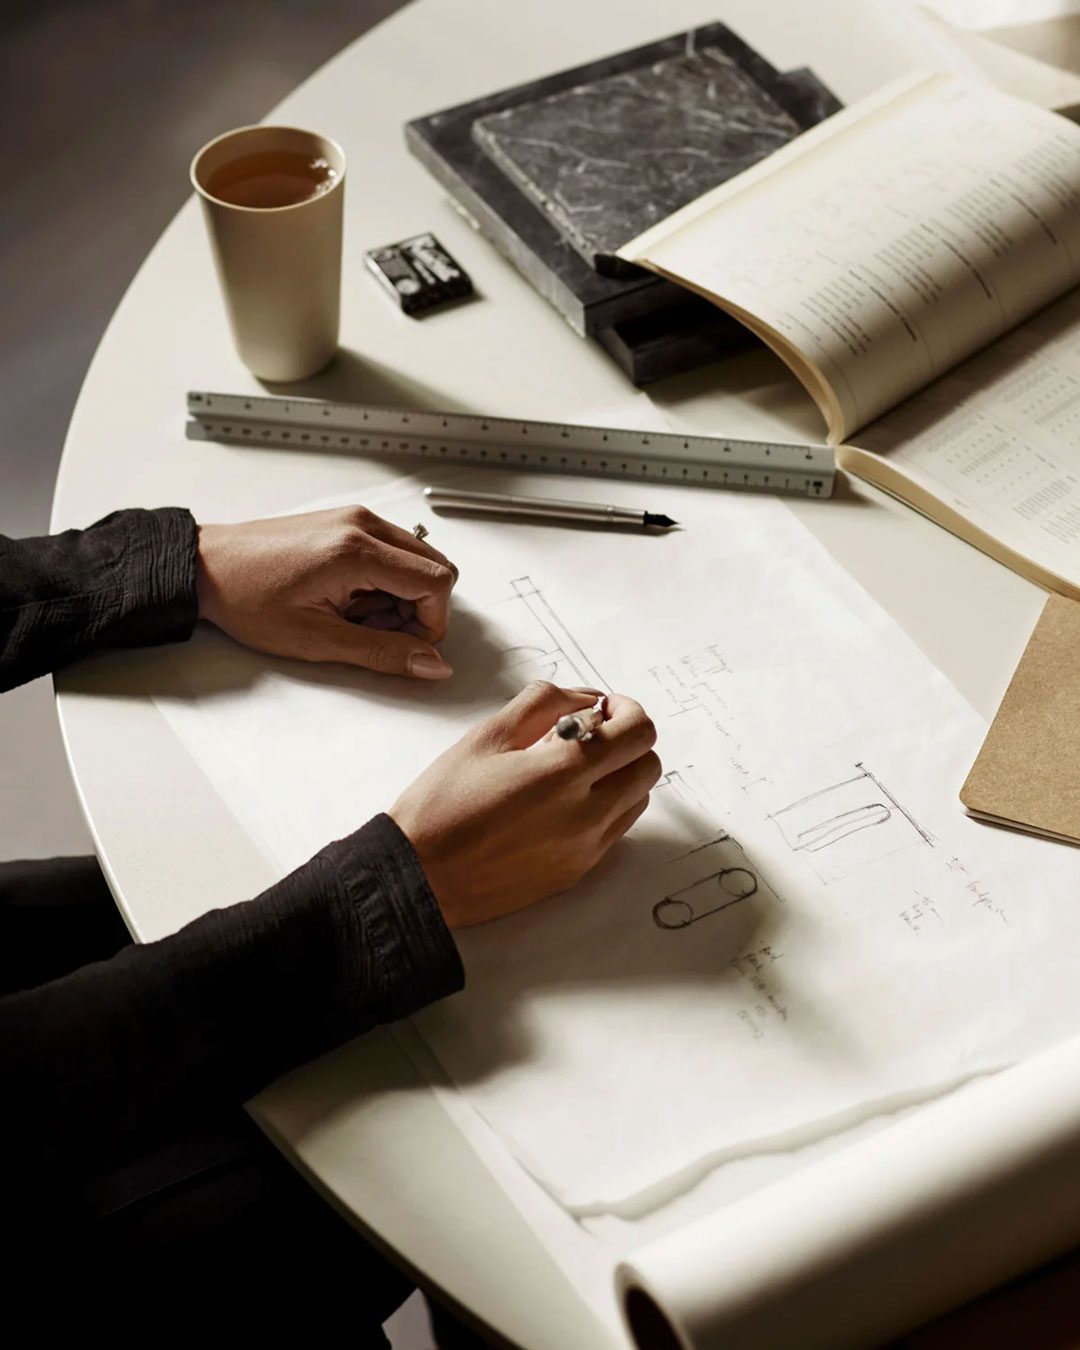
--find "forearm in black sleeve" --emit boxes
[1,814,463,1171]
[0,507,199,691]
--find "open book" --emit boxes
[619,73,1080,599]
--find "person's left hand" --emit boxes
[195,505,458,679]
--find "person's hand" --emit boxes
[195,506,458,679]
[390,682,662,927]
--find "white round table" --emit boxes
[51,2,1045,1344]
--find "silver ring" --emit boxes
[412,522,429,541]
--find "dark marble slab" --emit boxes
[596,299,758,386]
[405,24,840,378]
[473,46,802,277]
[775,67,846,131]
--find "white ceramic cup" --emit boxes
[191,125,345,382]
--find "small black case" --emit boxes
[364,232,474,315]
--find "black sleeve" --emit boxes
[0,507,199,691]
[1,813,463,1172]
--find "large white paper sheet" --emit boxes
[617,1026,1080,1350]
[153,474,1080,1218]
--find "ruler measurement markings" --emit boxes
[187,391,833,498]
[188,423,830,496]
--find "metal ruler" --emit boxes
[186,390,835,498]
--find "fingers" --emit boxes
[344,593,417,631]
[479,681,600,752]
[570,694,657,782]
[601,794,652,849]
[360,540,456,642]
[591,750,663,820]
[344,591,398,621]
[354,509,459,581]
[304,612,453,679]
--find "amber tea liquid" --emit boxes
[205,151,338,208]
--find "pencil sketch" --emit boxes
[649,646,733,738]
[651,768,773,930]
[653,769,730,860]
[770,762,935,883]
[653,866,759,929]
[490,575,609,693]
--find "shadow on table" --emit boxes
[258,346,475,416]
[266,818,853,1224]
[256,822,772,1102]
[294,824,847,1110]
[411,835,844,1086]
[61,601,520,717]
[646,341,823,434]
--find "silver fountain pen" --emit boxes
[423,486,676,530]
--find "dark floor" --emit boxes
[1,0,406,537]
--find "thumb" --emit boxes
[480,681,599,752]
[306,613,453,680]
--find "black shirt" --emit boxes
[0,507,463,1169]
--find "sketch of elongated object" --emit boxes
[770,762,934,882]
[653,867,758,930]
[772,764,934,855]
[509,576,608,691]
[653,769,731,860]
[794,801,891,851]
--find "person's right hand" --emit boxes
[389,681,662,927]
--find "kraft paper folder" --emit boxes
[962,595,1080,845]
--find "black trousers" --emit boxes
[1,858,483,1349]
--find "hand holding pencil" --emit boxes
[390,682,661,927]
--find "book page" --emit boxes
[149,472,1080,1217]
[619,74,1080,441]
[846,285,1080,596]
